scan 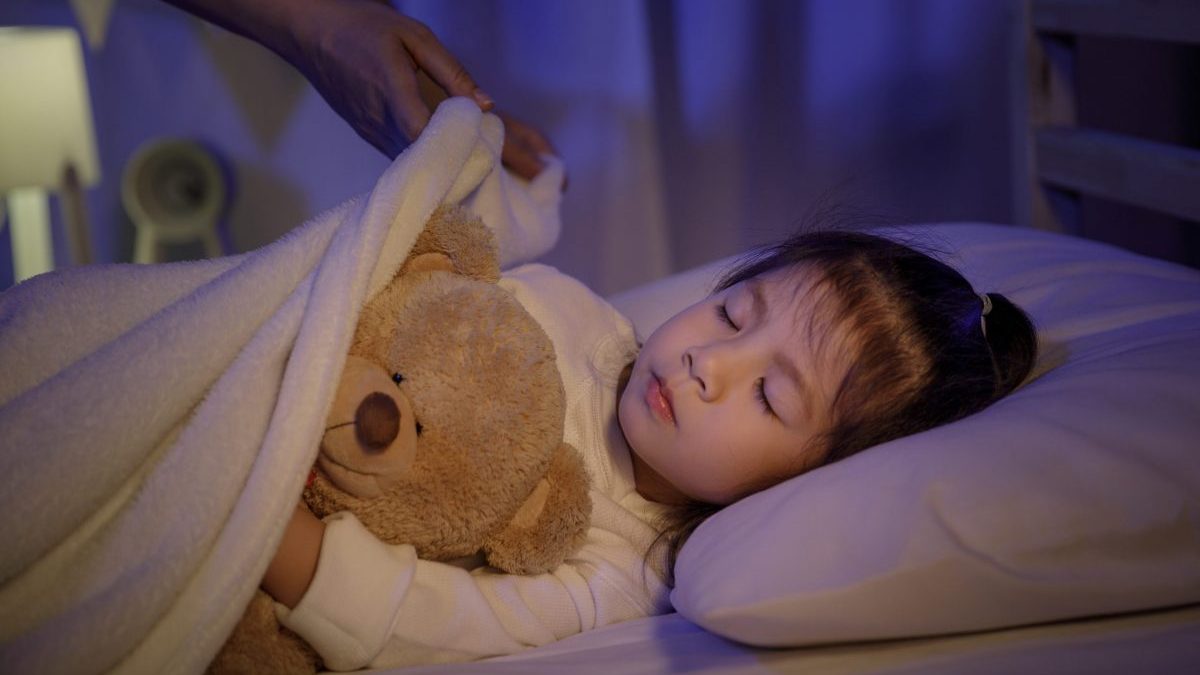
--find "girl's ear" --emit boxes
[482,443,592,575]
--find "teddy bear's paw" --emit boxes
[483,442,592,574]
[208,591,323,675]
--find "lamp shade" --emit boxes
[0,27,100,192]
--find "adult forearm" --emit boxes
[159,0,310,63]
[158,0,554,177]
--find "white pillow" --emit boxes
[609,223,1200,646]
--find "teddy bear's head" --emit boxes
[304,206,591,574]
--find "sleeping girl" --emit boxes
[261,220,1038,670]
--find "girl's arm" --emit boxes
[275,505,668,671]
[261,502,325,609]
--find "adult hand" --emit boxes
[495,110,561,187]
[416,77,560,184]
[288,1,559,182]
[285,1,491,159]
[164,0,558,180]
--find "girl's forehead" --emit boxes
[757,267,859,378]
[757,266,840,320]
[718,264,855,356]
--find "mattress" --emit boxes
[373,604,1200,674]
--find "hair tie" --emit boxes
[979,292,992,338]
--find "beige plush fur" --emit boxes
[209,206,591,674]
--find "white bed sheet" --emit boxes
[370,604,1200,674]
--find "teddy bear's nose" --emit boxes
[355,392,400,453]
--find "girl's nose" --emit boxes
[684,345,726,401]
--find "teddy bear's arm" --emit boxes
[208,591,321,674]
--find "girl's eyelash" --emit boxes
[756,378,776,417]
[715,303,737,329]
[714,302,773,417]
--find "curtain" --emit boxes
[407,0,1014,294]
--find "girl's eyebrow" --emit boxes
[747,279,815,422]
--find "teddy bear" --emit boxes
[209,205,592,674]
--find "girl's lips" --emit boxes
[646,373,676,426]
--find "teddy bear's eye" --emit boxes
[415,422,423,436]
[391,372,404,385]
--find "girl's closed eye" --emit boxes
[755,378,776,417]
[715,303,737,329]
[713,301,774,416]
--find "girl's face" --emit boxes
[618,267,852,505]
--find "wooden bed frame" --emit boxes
[1010,0,1200,237]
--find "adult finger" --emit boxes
[401,18,493,111]
[501,113,556,157]
[388,67,434,148]
[501,141,545,182]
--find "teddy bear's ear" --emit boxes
[482,442,592,575]
[404,251,454,275]
[399,204,501,283]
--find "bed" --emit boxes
[364,1,1200,672]
[354,218,1199,675]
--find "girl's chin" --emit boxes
[616,401,649,470]
[628,453,690,506]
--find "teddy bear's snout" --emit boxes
[355,392,400,452]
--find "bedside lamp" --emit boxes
[0,27,100,283]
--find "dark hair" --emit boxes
[653,228,1038,585]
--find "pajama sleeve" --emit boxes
[277,504,667,671]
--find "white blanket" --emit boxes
[0,98,563,675]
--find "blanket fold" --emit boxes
[0,98,563,674]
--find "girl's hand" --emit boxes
[261,502,325,609]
